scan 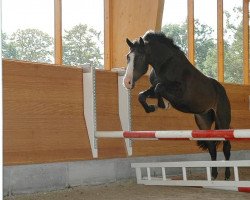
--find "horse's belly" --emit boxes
[169,97,214,114]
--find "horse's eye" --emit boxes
[127,55,130,63]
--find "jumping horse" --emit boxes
[123,31,231,180]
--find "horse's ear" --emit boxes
[126,38,133,48]
[139,37,144,46]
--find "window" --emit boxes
[161,0,188,55]
[194,0,217,79]
[161,0,249,85]
[2,0,54,63]
[224,0,243,84]
[62,0,104,68]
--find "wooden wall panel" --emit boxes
[104,0,165,70]
[3,60,91,164]
[96,71,126,158]
[3,60,250,165]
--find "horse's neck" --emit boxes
[152,52,192,81]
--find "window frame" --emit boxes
[53,0,249,84]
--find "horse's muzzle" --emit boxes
[123,76,134,89]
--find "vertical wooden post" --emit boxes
[155,0,165,31]
[187,0,195,65]
[243,0,249,85]
[54,0,62,65]
[217,0,224,82]
[104,0,165,70]
[104,0,112,70]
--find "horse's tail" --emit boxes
[196,141,221,151]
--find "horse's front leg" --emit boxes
[154,83,171,110]
[138,86,157,113]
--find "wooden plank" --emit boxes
[54,0,62,65]
[217,0,224,82]
[243,0,249,84]
[223,83,250,111]
[187,0,195,65]
[104,0,112,70]
[155,0,165,31]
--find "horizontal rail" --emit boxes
[96,129,250,141]
[137,179,250,188]
[131,160,250,168]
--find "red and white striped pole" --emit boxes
[96,129,250,141]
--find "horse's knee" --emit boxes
[138,92,146,103]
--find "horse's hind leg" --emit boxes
[215,104,231,180]
[195,110,218,179]
[223,140,231,180]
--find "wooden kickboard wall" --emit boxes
[3,60,250,165]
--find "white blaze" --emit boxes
[123,52,135,89]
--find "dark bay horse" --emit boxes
[123,31,231,180]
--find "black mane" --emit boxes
[143,31,181,51]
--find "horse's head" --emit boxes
[123,37,149,89]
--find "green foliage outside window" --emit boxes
[2,24,103,67]
[162,7,244,84]
[2,7,245,84]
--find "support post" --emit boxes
[217,0,224,82]
[243,0,249,84]
[54,0,62,65]
[115,68,133,156]
[83,65,98,158]
[187,0,195,65]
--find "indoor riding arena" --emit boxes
[2,0,250,199]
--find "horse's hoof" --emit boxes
[225,169,230,181]
[145,105,156,113]
[158,99,171,110]
[211,173,218,180]
[224,177,230,181]
[211,168,218,180]
[163,99,171,110]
